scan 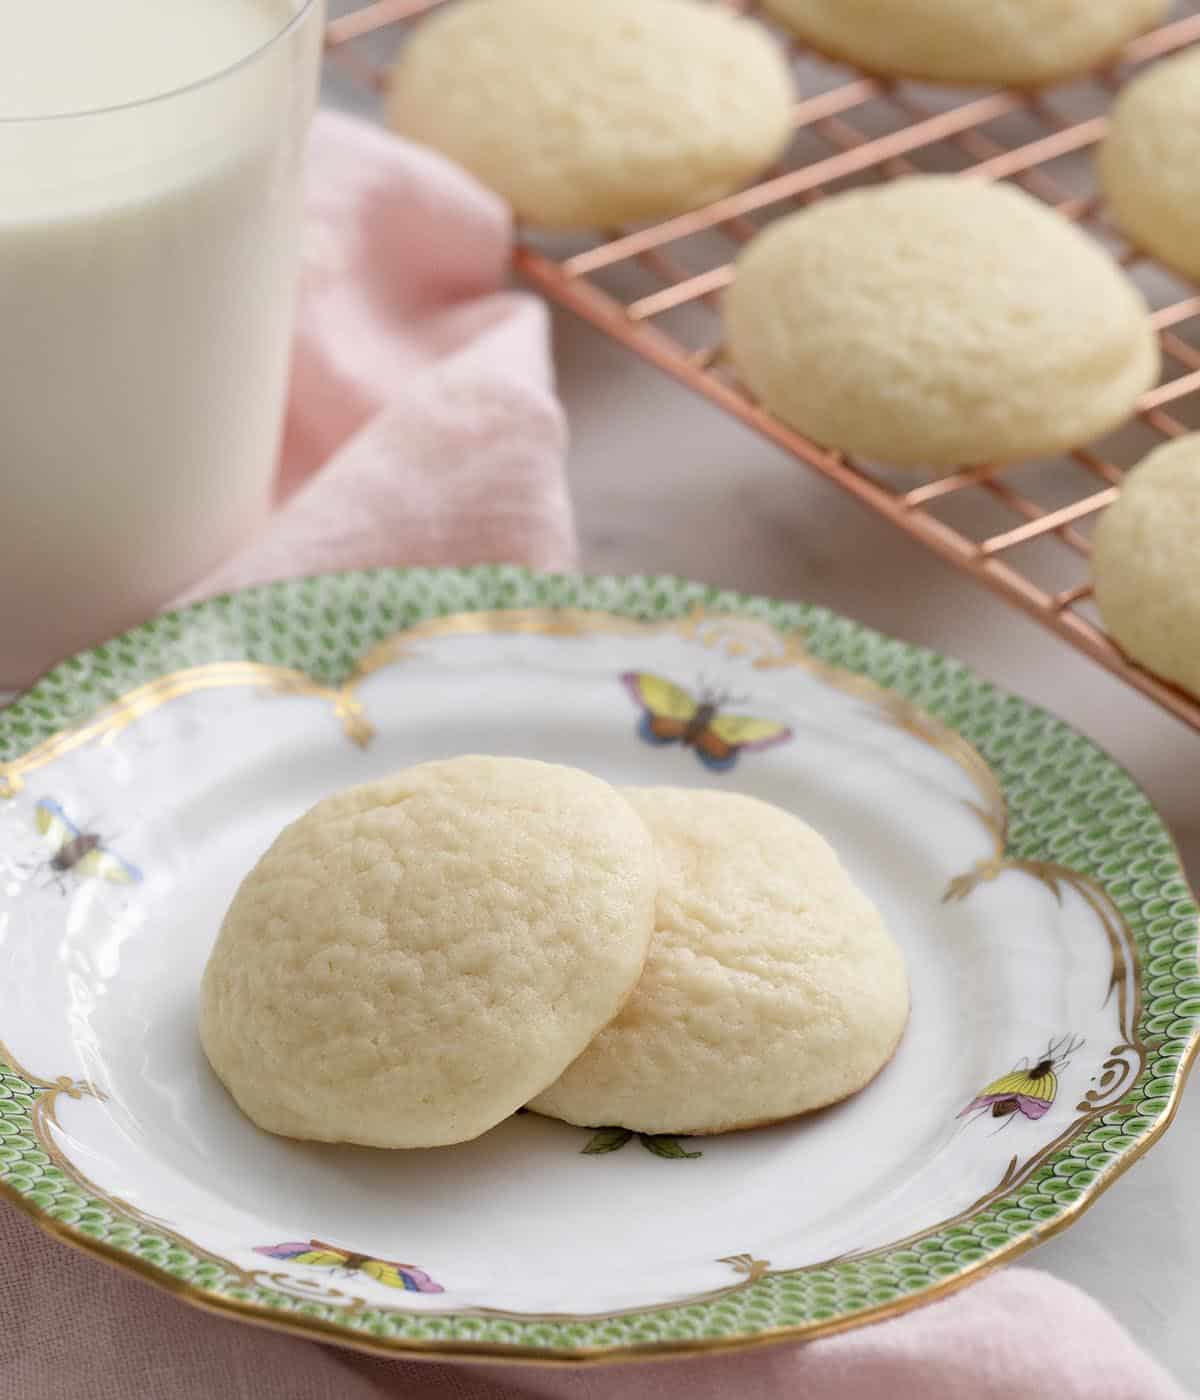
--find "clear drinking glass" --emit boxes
[0,0,325,687]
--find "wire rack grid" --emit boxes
[326,0,1200,732]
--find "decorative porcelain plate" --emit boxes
[0,568,1196,1363]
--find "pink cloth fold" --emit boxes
[0,1194,1187,1400]
[173,108,573,606]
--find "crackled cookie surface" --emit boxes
[762,0,1166,86]
[200,756,657,1147]
[532,788,909,1136]
[725,176,1158,473]
[385,0,794,229]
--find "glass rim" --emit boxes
[0,0,321,125]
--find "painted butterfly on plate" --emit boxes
[621,673,792,772]
[255,1240,444,1293]
[959,1033,1084,1125]
[35,799,141,885]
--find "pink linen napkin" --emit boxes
[172,107,574,606]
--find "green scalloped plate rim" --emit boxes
[0,565,1196,1365]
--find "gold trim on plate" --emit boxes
[0,663,371,798]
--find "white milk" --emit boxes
[0,0,322,685]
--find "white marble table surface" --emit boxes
[344,21,1200,1387]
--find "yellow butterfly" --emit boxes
[959,1034,1084,1125]
[622,672,791,771]
[255,1239,443,1293]
[35,799,141,884]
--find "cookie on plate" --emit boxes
[385,0,795,229]
[530,788,909,1136]
[1092,435,1200,698]
[724,176,1159,473]
[761,0,1166,86]
[200,756,657,1148]
[1099,47,1200,283]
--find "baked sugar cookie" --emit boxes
[762,0,1166,86]
[1099,47,1200,282]
[1092,435,1200,698]
[385,0,795,229]
[724,176,1159,473]
[200,757,657,1148]
[530,788,908,1136]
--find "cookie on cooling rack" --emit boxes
[1092,435,1200,699]
[384,0,794,230]
[723,176,1159,474]
[760,0,1167,86]
[1099,47,1200,283]
[200,757,657,1148]
[530,788,909,1136]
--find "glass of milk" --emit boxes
[0,0,325,687]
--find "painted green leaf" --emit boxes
[581,1127,633,1155]
[639,1134,702,1159]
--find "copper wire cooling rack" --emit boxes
[326,2,1200,732]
